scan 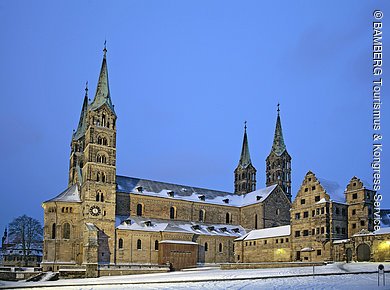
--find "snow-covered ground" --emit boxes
[1,262,390,289]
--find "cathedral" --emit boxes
[42,47,390,278]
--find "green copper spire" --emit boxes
[271,103,286,156]
[238,121,252,168]
[90,43,116,115]
[73,82,89,140]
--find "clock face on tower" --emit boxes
[90,205,101,216]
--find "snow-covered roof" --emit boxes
[317,178,345,203]
[116,175,278,207]
[374,227,390,235]
[44,184,81,203]
[3,243,43,256]
[333,239,350,244]
[160,240,198,245]
[301,247,314,252]
[235,225,290,241]
[86,223,99,231]
[116,216,246,237]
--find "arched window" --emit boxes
[100,192,104,202]
[254,214,258,229]
[205,242,208,252]
[102,114,106,127]
[97,154,107,164]
[170,207,176,219]
[98,136,102,145]
[51,223,56,239]
[226,212,231,224]
[219,243,223,253]
[137,204,143,216]
[199,209,205,222]
[63,223,70,239]
[102,172,106,183]
[96,192,100,201]
[118,238,123,249]
[137,239,142,250]
[155,240,159,251]
[97,172,100,182]
[103,137,108,146]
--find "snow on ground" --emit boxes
[1,262,390,289]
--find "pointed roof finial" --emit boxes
[238,121,252,168]
[103,40,107,57]
[85,81,88,94]
[271,104,286,156]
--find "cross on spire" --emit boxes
[244,121,247,131]
[103,40,107,57]
[277,103,280,114]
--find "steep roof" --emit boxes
[317,178,346,203]
[44,184,81,203]
[116,175,278,207]
[73,86,89,140]
[89,46,116,115]
[270,105,287,156]
[237,123,252,168]
[236,225,290,241]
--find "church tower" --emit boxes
[234,122,257,195]
[72,45,117,268]
[266,104,291,201]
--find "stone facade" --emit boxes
[236,172,385,264]
[41,48,292,276]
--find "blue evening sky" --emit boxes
[0,1,388,232]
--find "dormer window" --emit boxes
[223,198,229,204]
[207,226,215,231]
[256,196,262,201]
[220,227,227,232]
[144,220,152,227]
[136,186,143,193]
[167,190,174,197]
[232,228,240,233]
[192,225,201,231]
[198,195,205,201]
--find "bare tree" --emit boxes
[8,215,43,266]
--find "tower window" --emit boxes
[137,239,142,250]
[137,204,143,216]
[219,243,223,253]
[352,193,358,199]
[51,223,56,239]
[118,238,123,249]
[254,214,258,229]
[63,223,70,239]
[226,212,232,224]
[199,209,205,222]
[205,242,208,252]
[155,240,159,251]
[170,206,176,219]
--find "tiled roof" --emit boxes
[116,175,278,207]
[116,216,246,237]
[44,184,81,203]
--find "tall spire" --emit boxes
[73,82,89,140]
[234,121,256,195]
[90,43,115,114]
[238,121,252,168]
[271,103,286,156]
